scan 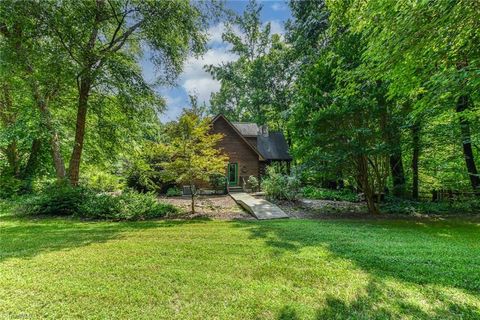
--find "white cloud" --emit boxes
[158,19,285,121]
[183,78,221,103]
[179,46,237,106]
[271,2,286,12]
[207,22,226,44]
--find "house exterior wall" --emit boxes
[245,137,257,148]
[212,117,260,186]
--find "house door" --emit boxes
[228,163,238,186]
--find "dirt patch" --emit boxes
[159,195,254,220]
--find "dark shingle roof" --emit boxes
[232,122,259,137]
[257,132,292,161]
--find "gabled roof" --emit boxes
[211,114,265,161]
[212,114,292,162]
[232,122,259,137]
[257,132,293,161]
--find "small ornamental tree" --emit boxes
[161,111,228,214]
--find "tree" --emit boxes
[46,0,218,185]
[206,0,292,130]
[0,1,72,181]
[161,111,228,214]
[349,0,480,194]
[1,0,219,186]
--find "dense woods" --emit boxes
[207,0,480,213]
[1,0,479,215]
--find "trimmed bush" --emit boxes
[22,184,177,220]
[302,186,359,202]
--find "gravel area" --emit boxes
[277,198,368,218]
[159,195,254,220]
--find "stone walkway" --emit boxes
[229,192,289,220]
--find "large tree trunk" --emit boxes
[68,78,91,185]
[456,95,480,194]
[411,121,421,200]
[67,0,103,186]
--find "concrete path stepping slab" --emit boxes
[229,192,289,220]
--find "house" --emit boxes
[211,114,292,191]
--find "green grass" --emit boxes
[1,214,480,319]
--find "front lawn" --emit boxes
[1,216,480,319]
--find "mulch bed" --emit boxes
[159,195,254,220]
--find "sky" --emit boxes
[141,0,292,122]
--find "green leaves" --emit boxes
[160,111,228,188]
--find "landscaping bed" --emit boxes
[159,195,254,220]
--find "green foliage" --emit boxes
[112,191,177,221]
[80,167,123,192]
[125,159,160,194]
[381,197,480,216]
[302,186,359,202]
[261,166,301,201]
[0,175,22,199]
[0,0,220,188]
[165,187,182,197]
[209,173,226,194]
[23,183,88,216]
[247,175,259,192]
[207,0,292,130]
[123,141,174,194]
[22,184,177,220]
[160,110,228,212]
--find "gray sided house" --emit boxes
[211,114,292,191]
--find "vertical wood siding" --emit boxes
[212,117,260,186]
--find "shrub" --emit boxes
[81,168,123,192]
[23,183,89,216]
[209,173,226,194]
[0,175,22,199]
[380,197,480,215]
[114,191,177,220]
[302,186,359,202]
[22,183,178,220]
[247,175,259,192]
[166,187,182,197]
[261,166,301,201]
[124,160,160,193]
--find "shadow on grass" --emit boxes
[233,219,480,295]
[276,280,480,320]
[0,216,210,263]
